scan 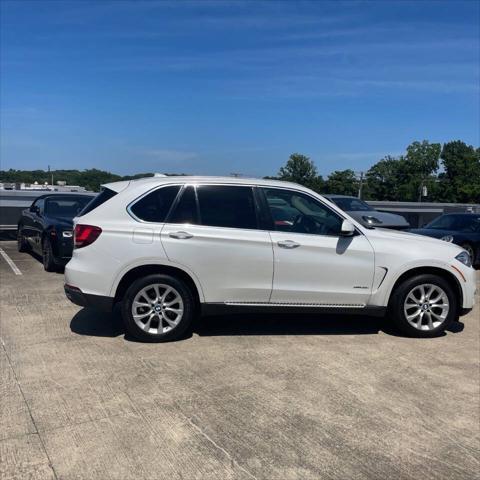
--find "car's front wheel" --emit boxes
[121,274,195,342]
[390,274,457,337]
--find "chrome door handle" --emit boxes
[169,231,193,239]
[277,240,300,249]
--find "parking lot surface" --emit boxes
[0,240,479,480]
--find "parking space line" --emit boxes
[0,247,22,275]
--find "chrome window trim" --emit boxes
[126,183,184,224]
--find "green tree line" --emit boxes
[1,140,479,202]
[271,140,480,203]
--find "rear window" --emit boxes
[79,188,117,217]
[45,196,91,218]
[130,185,180,222]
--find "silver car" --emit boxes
[324,195,410,229]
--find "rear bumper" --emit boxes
[64,284,114,312]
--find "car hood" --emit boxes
[347,210,409,227]
[408,228,449,239]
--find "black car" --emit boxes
[17,193,94,271]
[410,213,480,265]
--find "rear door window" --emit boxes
[168,186,199,224]
[196,185,258,230]
[130,185,180,222]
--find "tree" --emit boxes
[277,153,323,192]
[364,156,405,200]
[404,140,441,201]
[438,141,480,203]
[324,169,359,196]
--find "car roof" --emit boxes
[102,175,308,193]
[439,213,480,217]
[323,194,359,199]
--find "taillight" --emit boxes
[74,224,102,249]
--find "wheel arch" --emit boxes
[387,266,463,314]
[114,264,203,308]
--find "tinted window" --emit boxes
[197,185,258,229]
[264,188,343,236]
[80,188,117,216]
[45,196,91,218]
[130,185,180,222]
[168,186,198,224]
[426,215,457,230]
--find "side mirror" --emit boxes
[340,219,355,236]
[30,205,39,214]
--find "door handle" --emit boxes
[277,240,300,249]
[169,231,193,239]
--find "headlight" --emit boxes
[455,251,472,268]
[62,230,73,238]
[441,235,454,242]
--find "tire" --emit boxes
[389,274,457,338]
[17,227,30,252]
[460,243,476,265]
[121,274,195,342]
[42,237,58,272]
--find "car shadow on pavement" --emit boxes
[70,306,466,341]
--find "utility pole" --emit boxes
[357,171,364,199]
[48,165,53,186]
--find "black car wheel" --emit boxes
[17,227,30,253]
[42,237,58,272]
[121,274,195,342]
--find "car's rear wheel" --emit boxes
[121,274,195,342]
[17,227,30,252]
[390,274,457,337]
[42,237,58,272]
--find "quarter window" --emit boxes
[196,185,258,230]
[130,185,180,222]
[263,188,343,236]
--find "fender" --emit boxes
[109,257,206,302]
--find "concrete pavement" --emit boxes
[1,240,479,479]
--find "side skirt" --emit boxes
[201,303,387,317]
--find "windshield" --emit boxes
[426,215,480,232]
[44,196,91,218]
[331,197,373,212]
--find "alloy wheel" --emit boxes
[131,283,184,335]
[403,283,449,331]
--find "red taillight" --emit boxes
[74,224,102,249]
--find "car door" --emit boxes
[31,198,45,253]
[261,187,375,307]
[161,184,273,303]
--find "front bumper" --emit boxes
[64,284,114,312]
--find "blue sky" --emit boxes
[1,0,479,177]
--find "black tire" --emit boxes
[42,237,58,272]
[121,274,195,342]
[17,227,30,252]
[389,274,457,338]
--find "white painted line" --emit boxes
[0,248,22,275]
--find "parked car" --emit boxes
[410,213,480,266]
[17,193,94,271]
[64,177,475,341]
[324,195,410,229]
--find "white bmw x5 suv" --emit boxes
[64,176,476,342]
